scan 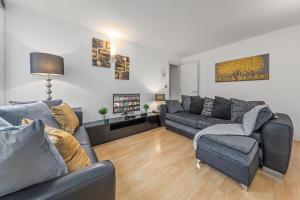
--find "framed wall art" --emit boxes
[92,38,111,68]
[115,54,130,80]
[215,54,269,82]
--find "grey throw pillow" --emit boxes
[201,97,215,117]
[0,117,11,127]
[243,105,265,134]
[253,106,273,131]
[9,99,63,109]
[0,101,60,128]
[0,120,67,197]
[181,95,191,112]
[166,100,184,114]
[231,98,265,123]
[189,97,205,115]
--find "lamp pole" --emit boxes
[45,75,52,100]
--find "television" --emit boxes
[113,94,140,114]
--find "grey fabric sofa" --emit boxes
[0,101,116,200]
[160,103,294,177]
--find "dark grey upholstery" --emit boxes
[160,102,294,176]
[0,104,115,200]
[165,100,184,114]
[166,112,233,130]
[166,112,200,128]
[201,135,257,154]
[196,136,259,186]
[261,113,293,174]
[196,116,234,129]
[165,120,198,139]
[0,161,115,200]
[160,104,168,127]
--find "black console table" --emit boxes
[84,113,160,146]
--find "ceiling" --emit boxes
[7,0,300,56]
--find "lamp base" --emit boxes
[45,76,52,100]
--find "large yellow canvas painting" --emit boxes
[215,54,269,82]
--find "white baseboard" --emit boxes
[294,133,300,141]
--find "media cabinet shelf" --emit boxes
[84,113,160,146]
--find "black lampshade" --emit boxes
[155,94,165,101]
[30,52,64,75]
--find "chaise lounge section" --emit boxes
[160,97,294,188]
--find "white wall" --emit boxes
[5,3,179,122]
[182,24,300,135]
[0,6,4,105]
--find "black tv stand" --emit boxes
[84,113,160,146]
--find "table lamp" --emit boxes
[30,52,64,100]
[154,94,165,113]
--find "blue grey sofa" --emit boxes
[160,103,294,177]
[0,100,116,200]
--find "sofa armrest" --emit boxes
[160,104,168,127]
[261,113,294,174]
[0,161,115,200]
[73,107,83,126]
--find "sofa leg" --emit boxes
[196,159,201,169]
[240,184,248,191]
[262,167,284,179]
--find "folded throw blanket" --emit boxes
[192,123,248,150]
[193,104,270,151]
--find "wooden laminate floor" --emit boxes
[93,128,300,200]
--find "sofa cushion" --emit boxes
[22,119,91,173]
[200,135,257,154]
[165,119,199,139]
[190,96,201,102]
[201,97,214,117]
[43,99,63,108]
[243,105,272,134]
[181,95,192,112]
[196,135,259,186]
[9,99,63,109]
[189,97,204,115]
[165,100,184,114]
[166,112,201,128]
[231,98,265,123]
[254,106,273,131]
[51,103,80,134]
[212,96,231,120]
[0,120,67,197]
[0,102,60,128]
[196,116,233,129]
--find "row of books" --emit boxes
[114,96,140,102]
[114,101,140,107]
[113,106,140,114]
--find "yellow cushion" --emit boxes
[51,103,79,134]
[22,118,90,172]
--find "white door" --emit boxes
[180,62,199,96]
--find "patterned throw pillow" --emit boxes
[201,97,215,117]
